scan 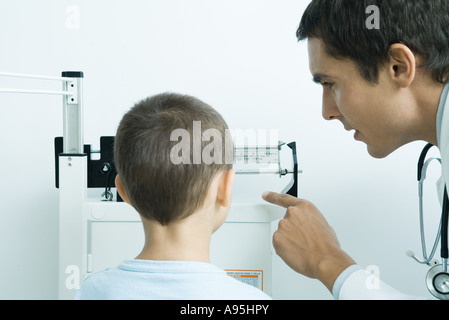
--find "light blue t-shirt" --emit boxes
[74,259,271,300]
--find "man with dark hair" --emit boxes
[263,0,449,299]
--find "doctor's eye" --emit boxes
[322,81,334,88]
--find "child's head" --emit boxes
[114,93,234,227]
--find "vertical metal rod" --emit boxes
[62,71,84,154]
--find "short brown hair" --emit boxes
[297,0,449,84]
[114,92,233,225]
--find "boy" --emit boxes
[75,92,271,300]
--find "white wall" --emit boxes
[0,0,441,299]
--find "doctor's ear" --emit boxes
[115,175,131,204]
[387,43,416,88]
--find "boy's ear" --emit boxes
[217,169,235,207]
[115,175,131,204]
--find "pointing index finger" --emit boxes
[262,191,301,208]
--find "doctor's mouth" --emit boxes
[353,130,362,141]
[343,125,363,142]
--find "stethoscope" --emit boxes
[407,143,449,300]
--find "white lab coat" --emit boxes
[338,94,449,300]
[440,96,449,206]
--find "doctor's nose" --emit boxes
[322,91,342,121]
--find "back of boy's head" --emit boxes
[114,92,233,225]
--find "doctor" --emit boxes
[263,0,449,299]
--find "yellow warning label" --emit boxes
[225,269,263,291]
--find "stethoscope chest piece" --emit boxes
[426,264,449,300]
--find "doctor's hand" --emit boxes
[262,191,356,292]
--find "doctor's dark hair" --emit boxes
[114,93,233,225]
[297,0,449,84]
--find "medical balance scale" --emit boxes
[0,71,300,299]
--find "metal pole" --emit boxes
[61,71,84,154]
[0,88,72,95]
[0,71,74,82]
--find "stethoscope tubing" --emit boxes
[416,143,449,271]
[441,187,448,271]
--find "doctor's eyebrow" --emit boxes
[312,73,337,85]
[312,76,322,84]
[312,73,329,84]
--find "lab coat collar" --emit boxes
[437,83,449,147]
[439,83,449,195]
